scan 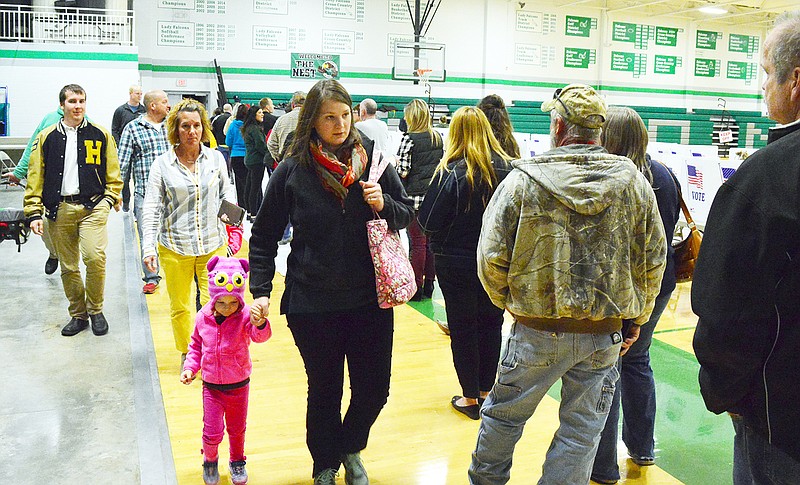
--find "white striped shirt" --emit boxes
[141,145,235,257]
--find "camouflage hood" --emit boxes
[512,144,638,216]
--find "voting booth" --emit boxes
[649,142,756,229]
[384,127,745,230]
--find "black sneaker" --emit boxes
[628,451,655,466]
[202,461,220,485]
[89,313,109,336]
[44,257,58,275]
[61,317,89,336]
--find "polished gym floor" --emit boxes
[0,183,733,484]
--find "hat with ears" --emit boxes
[207,256,249,308]
[541,84,607,129]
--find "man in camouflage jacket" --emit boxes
[469,84,666,485]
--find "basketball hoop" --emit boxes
[414,68,435,117]
[415,68,433,83]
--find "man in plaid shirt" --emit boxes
[118,89,170,294]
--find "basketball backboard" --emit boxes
[392,41,446,82]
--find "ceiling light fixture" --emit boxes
[699,6,727,15]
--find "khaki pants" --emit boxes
[42,223,57,259]
[158,243,226,353]
[45,201,111,319]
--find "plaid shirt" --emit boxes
[141,146,236,258]
[118,116,169,198]
[395,133,425,209]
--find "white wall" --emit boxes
[0,43,140,137]
[134,0,767,111]
[1,0,770,138]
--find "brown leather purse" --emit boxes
[658,159,702,283]
[673,194,702,283]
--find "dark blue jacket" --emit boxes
[649,158,680,296]
[418,153,511,269]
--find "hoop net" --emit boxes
[415,68,433,83]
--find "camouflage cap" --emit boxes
[541,84,607,129]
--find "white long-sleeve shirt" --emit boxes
[141,145,236,257]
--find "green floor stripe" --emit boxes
[406,297,733,484]
[407,296,448,325]
[654,325,698,335]
[649,339,733,484]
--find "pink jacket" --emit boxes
[183,303,272,385]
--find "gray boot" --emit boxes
[341,452,369,485]
[202,461,219,485]
[313,468,338,485]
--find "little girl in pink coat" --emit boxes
[181,256,272,485]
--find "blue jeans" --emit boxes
[732,414,800,485]
[592,291,671,481]
[469,322,621,485]
[282,221,292,241]
[133,192,161,284]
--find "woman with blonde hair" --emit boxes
[591,106,680,484]
[418,106,513,419]
[142,99,235,364]
[396,99,444,300]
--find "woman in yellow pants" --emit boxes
[142,99,235,363]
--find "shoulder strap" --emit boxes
[368,146,389,183]
[655,160,696,230]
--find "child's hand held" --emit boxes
[180,370,195,385]
[251,306,262,323]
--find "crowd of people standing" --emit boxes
[9,12,800,482]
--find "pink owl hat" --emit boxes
[207,256,250,308]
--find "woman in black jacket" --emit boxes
[242,105,267,218]
[418,106,512,420]
[396,99,444,299]
[248,79,414,485]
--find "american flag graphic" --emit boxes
[687,165,704,189]
[721,167,736,182]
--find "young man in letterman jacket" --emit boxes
[24,84,123,338]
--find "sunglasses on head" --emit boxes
[553,88,571,118]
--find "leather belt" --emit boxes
[513,315,623,334]
[60,195,81,203]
